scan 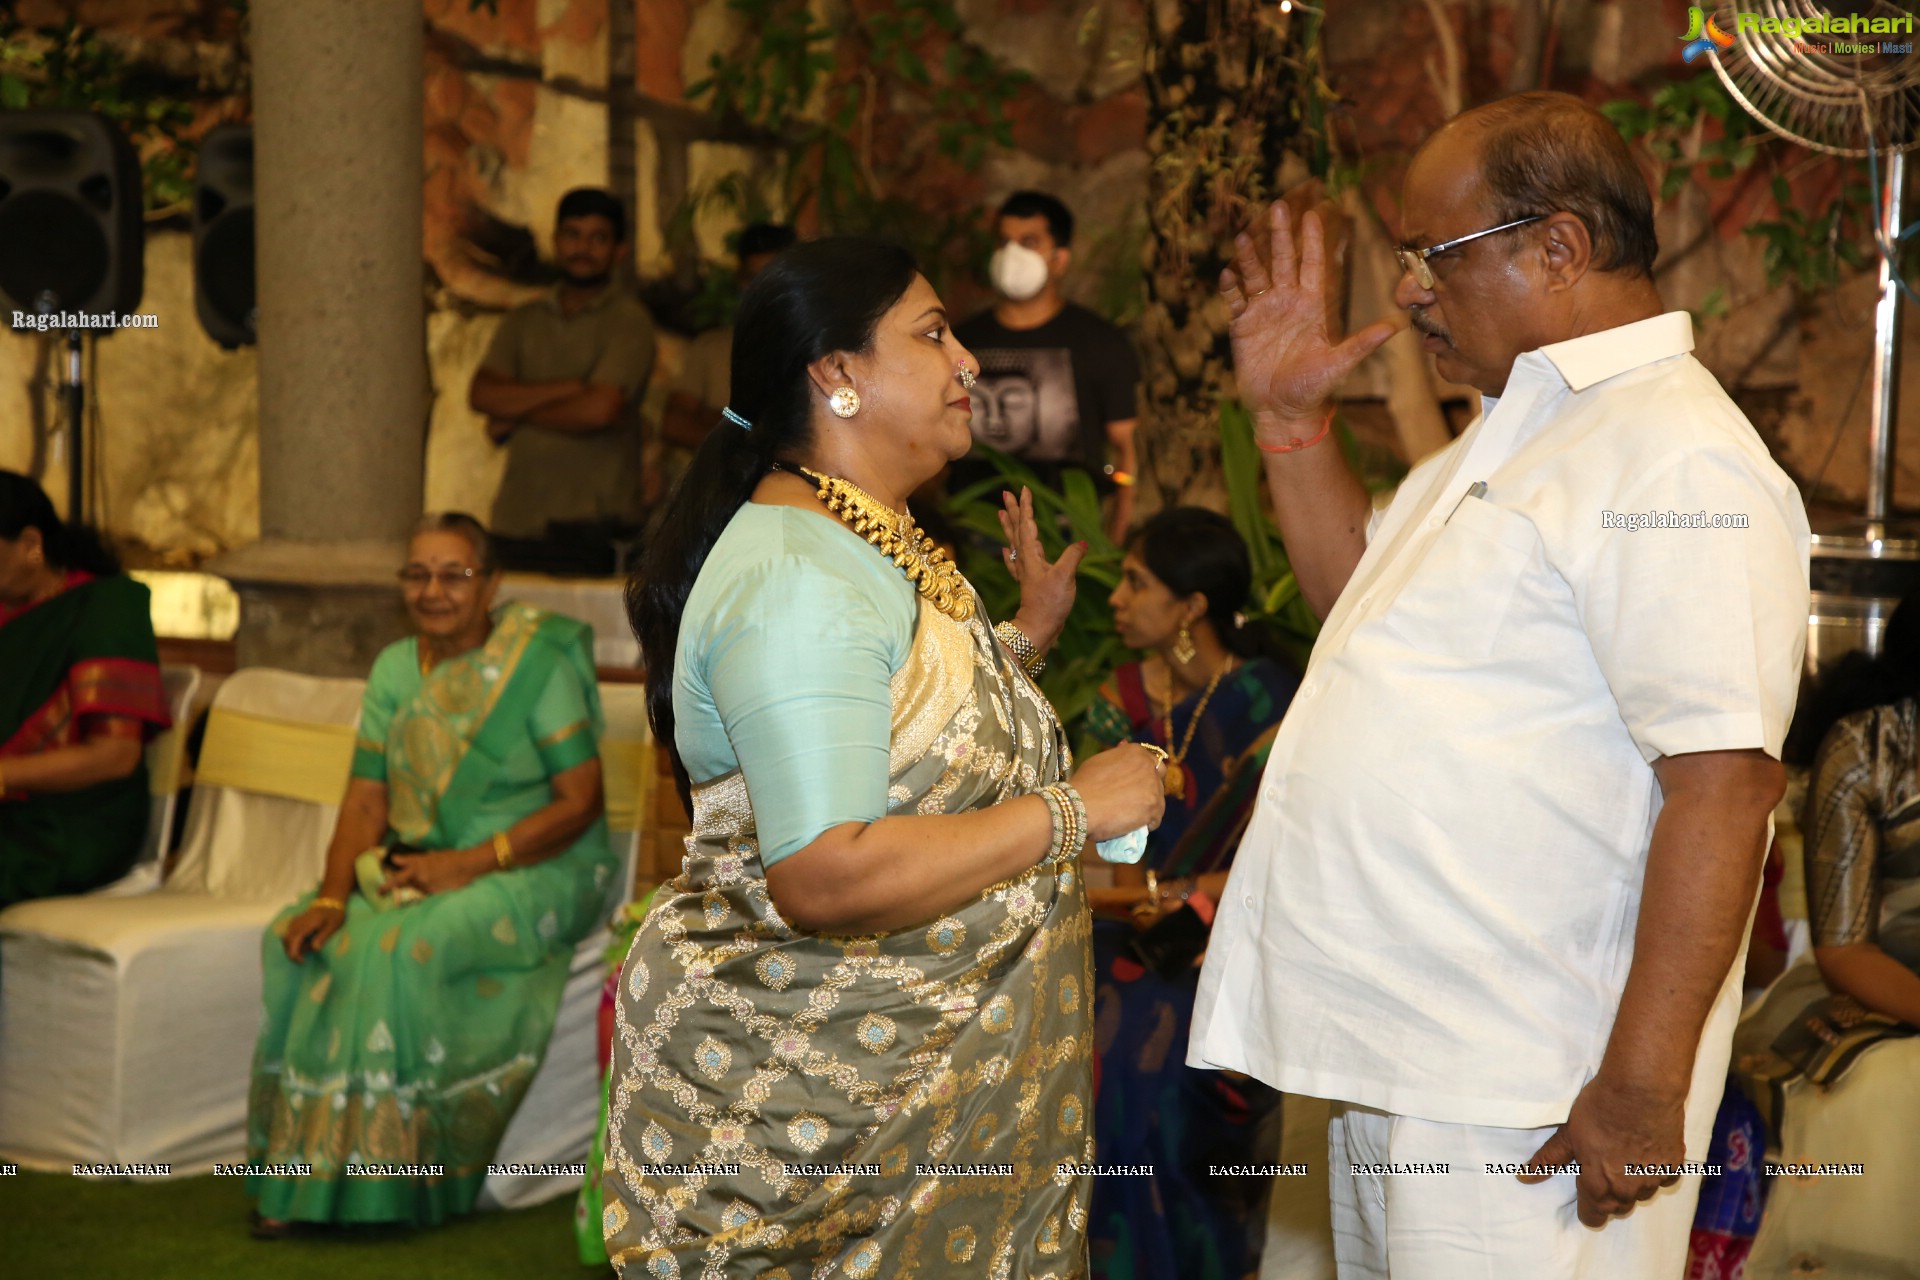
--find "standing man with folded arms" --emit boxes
[469,187,657,540]
[1189,91,1810,1278]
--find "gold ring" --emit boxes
[1138,743,1169,768]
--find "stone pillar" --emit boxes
[211,0,426,675]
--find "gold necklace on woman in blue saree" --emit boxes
[775,462,975,622]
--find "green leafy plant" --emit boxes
[940,409,1349,743]
[1600,77,1759,202]
[1601,77,1882,297]
[679,0,1028,287]
[0,19,200,215]
[1746,174,1876,293]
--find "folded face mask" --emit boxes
[1095,826,1149,865]
[989,241,1050,301]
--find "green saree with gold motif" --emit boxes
[605,585,1095,1278]
[247,603,618,1226]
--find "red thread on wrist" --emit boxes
[1256,410,1335,454]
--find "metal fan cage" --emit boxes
[1703,0,1920,156]
[1700,0,1920,669]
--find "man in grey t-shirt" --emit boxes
[469,188,657,539]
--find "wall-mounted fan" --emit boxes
[1701,0,1920,668]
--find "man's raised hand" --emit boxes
[1221,200,1401,436]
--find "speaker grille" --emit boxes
[0,190,110,311]
[197,212,255,336]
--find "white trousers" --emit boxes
[1326,1104,1702,1280]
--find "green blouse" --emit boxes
[351,630,602,850]
[674,503,917,866]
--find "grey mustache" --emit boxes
[1410,310,1450,342]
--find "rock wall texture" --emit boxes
[1,0,1911,559]
[1,0,1153,556]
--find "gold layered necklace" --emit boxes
[781,464,975,622]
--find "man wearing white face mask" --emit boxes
[954,190,1142,541]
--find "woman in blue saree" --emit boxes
[606,237,1168,1278]
[247,513,618,1232]
[1081,507,1300,1280]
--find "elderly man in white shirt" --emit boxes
[1190,91,1810,1278]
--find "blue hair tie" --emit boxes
[721,406,752,431]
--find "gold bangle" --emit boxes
[993,620,1047,679]
[1036,783,1086,865]
[1144,869,1159,906]
[1129,877,1158,921]
[311,896,346,913]
[493,830,514,869]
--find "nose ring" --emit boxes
[957,360,977,390]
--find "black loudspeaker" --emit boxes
[0,111,144,320]
[193,123,255,348]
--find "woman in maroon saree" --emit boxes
[0,471,170,909]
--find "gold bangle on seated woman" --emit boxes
[1131,869,1162,922]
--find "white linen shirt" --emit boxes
[1188,312,1810,1128]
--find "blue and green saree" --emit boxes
[247,603,618,1226]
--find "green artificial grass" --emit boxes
[0,1171,607,1280]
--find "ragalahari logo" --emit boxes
[1681,6,1738,62]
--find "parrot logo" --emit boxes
[1680,7,1738,62]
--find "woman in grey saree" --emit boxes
[609,238,1165,1278]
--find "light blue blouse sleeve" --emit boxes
[698,554,908,867]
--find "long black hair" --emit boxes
[0,469,121,576]
[628,236,919,805]
[1785,595,1920,766]
[1131,506,1273,661]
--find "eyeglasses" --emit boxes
[397,567,480,590]
[1394,215,1546,290]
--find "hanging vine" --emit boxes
[1137,0,1327,504]
[681,0,1029,296]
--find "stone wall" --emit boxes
[0,0,1154,557]
[1321,0,1916,509]
[3,0,1910,555]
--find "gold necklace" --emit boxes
[794,466,975,622]
[1160,657,1235,800]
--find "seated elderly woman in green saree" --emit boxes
[247,513,617,1235]
[0,470,171,909]
[608,237,1166,1277]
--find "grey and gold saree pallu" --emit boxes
[605,596,1094,1279]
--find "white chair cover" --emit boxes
[165,671,365,902]
[480,681,648,1210]
[94,664,203,899]
[0,669,363,1172]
